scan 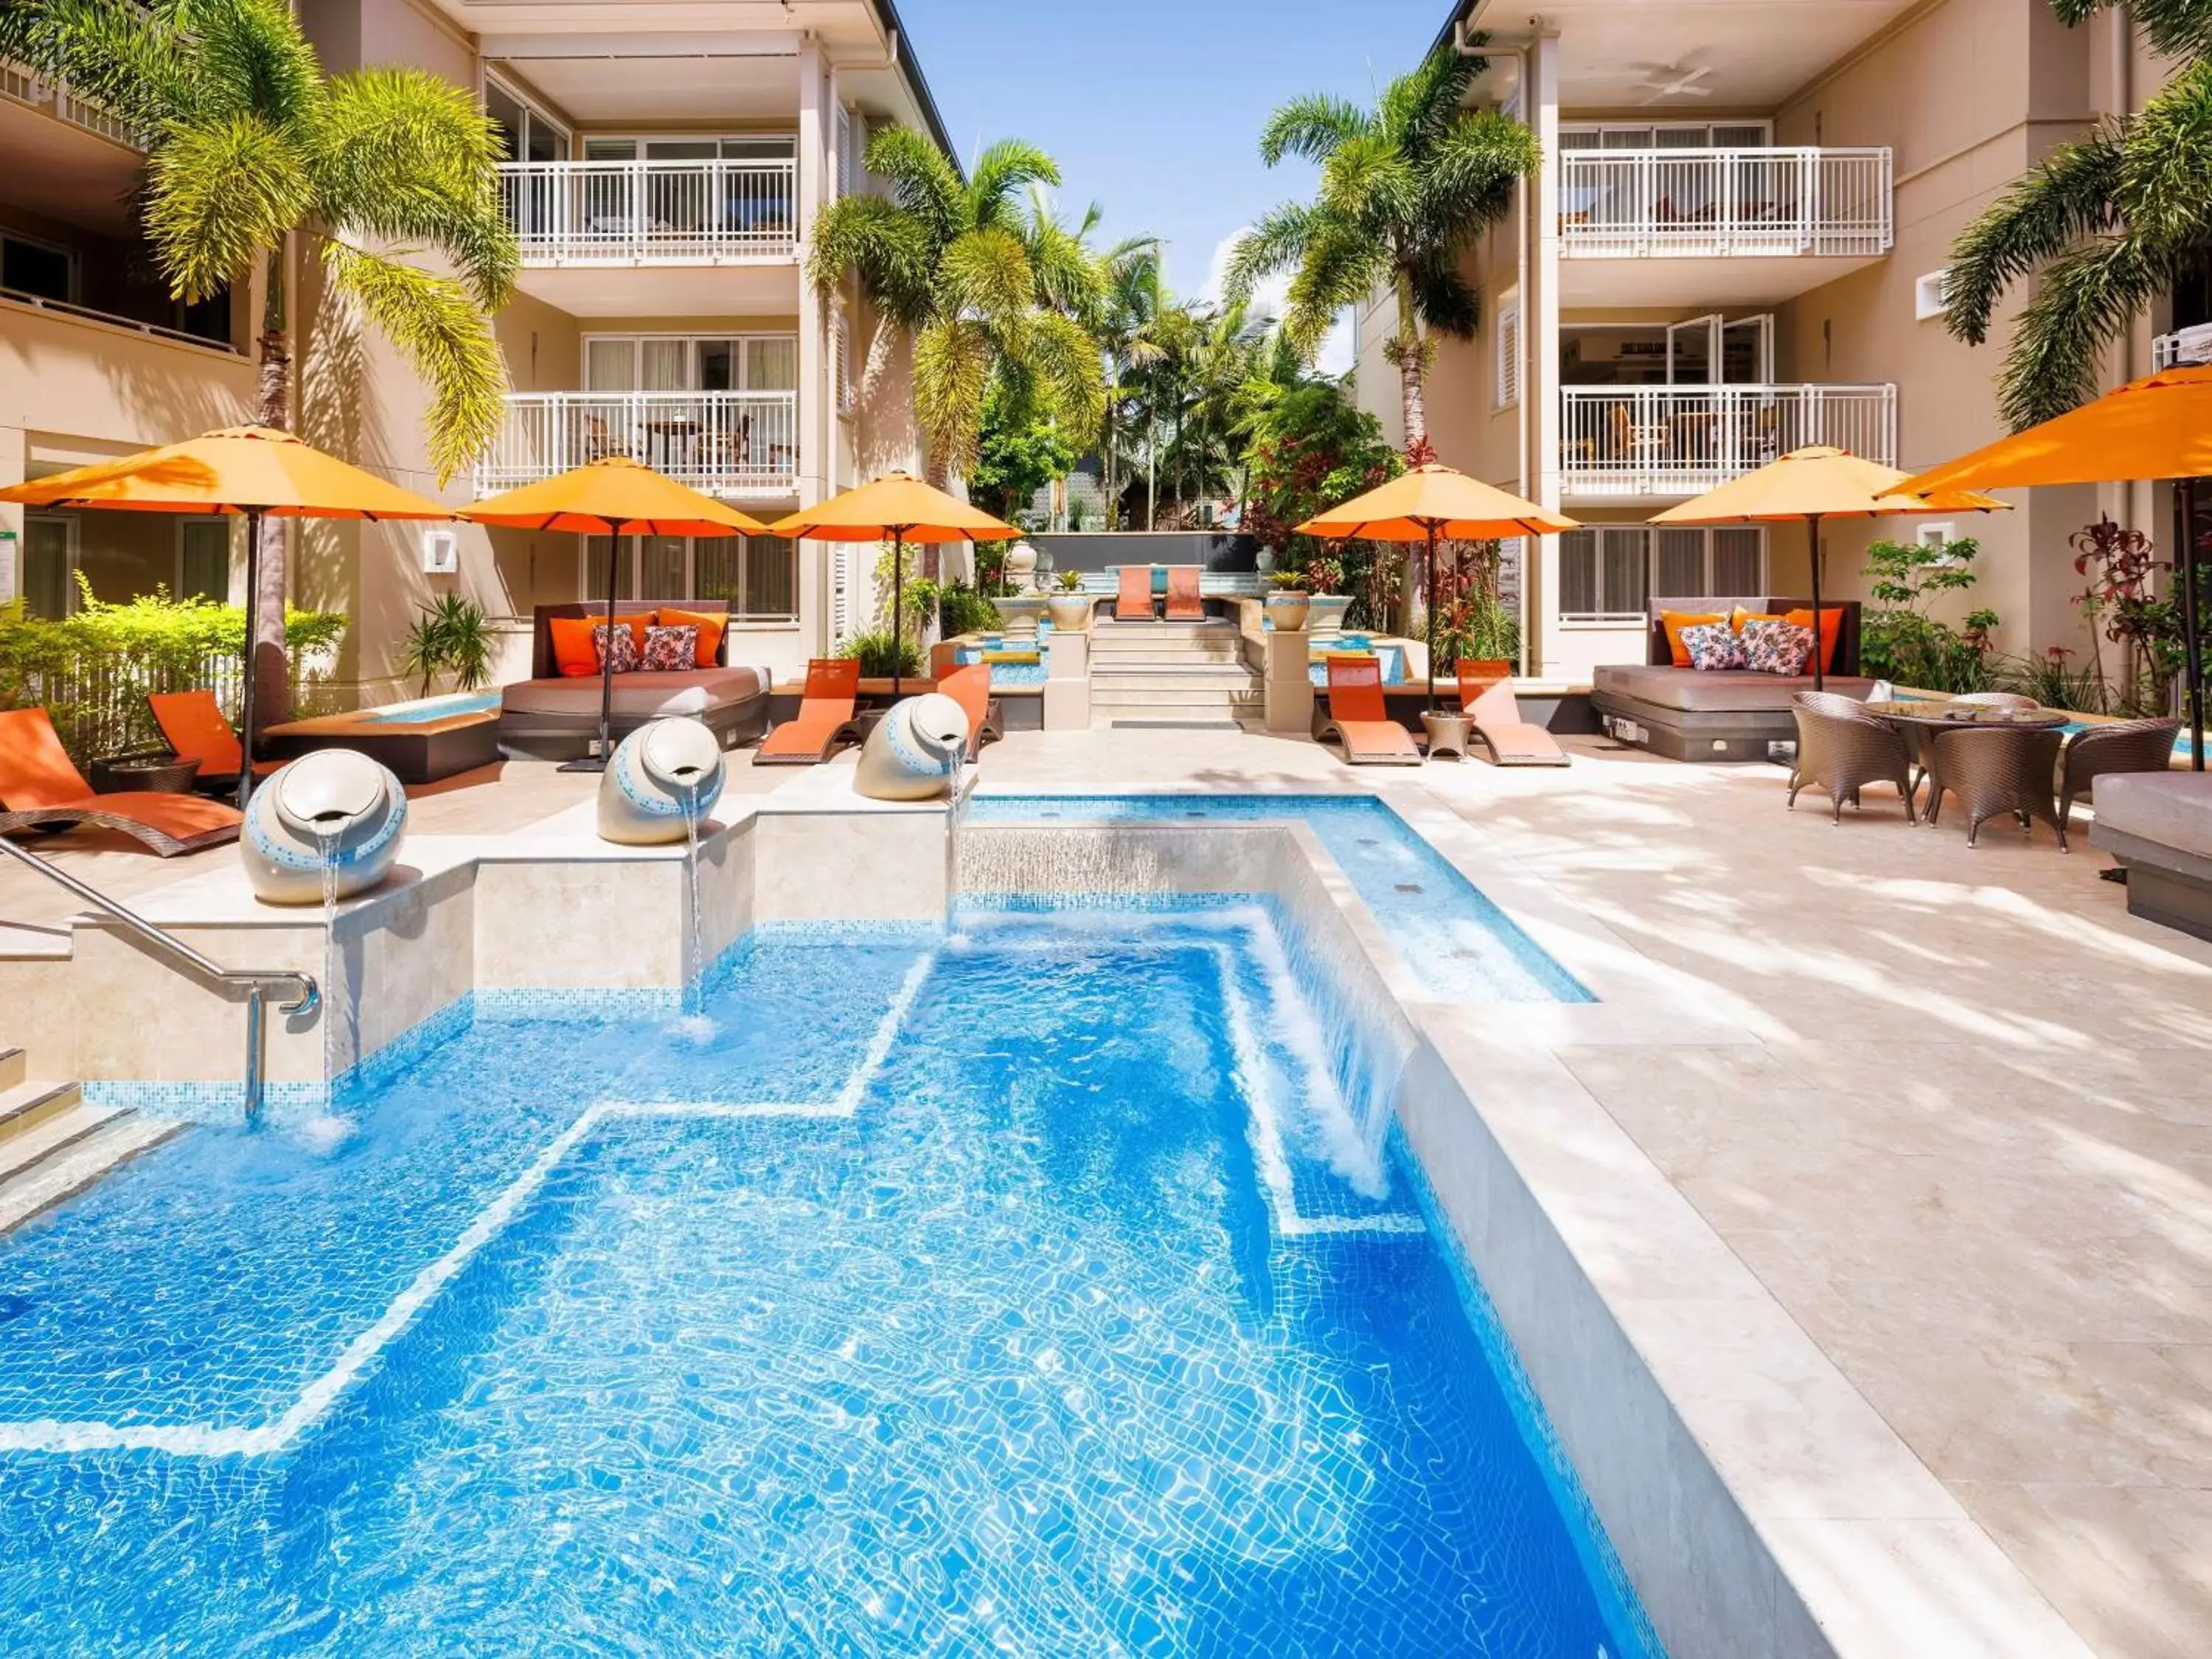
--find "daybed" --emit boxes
[497,602,773,762]
[1591,596,1872,762]
[2089,772,2212,942]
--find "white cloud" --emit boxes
[1202,228,1355,380]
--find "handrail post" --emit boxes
[243,984,265,1124]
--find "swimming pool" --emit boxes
[359,690,504,723]
[0,911,1654,1656]
[968,793,1593,1004]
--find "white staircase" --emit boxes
[0,1047,183,1234]
[1088,619,1264,727]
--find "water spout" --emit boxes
[943,745,966,937]
[679,780,706,1018]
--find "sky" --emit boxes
[894,0,1450,374]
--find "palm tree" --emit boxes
[809,128,1105,489]
[3,0,515,695]
[1089,235,1165,526]
[1942,0,2212,427]
[1225,46,1537,448]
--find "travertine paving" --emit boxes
[2,723,2205,1655]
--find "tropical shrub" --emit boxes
[1241,383,1404,630]
[1857,537,2002,693]
[969,390,1078,524]
[1430,538,1521,670]
[938,580,1001,636]
[2071,516,2185,716]
[0,580,346,761]
[835,630,922,678]
[394,594,493,695]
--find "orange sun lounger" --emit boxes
[148,689,282,789]
[1315,655,1421,765]
[1163,565,1205,621]
[756,658,865,765]
[936,664,1003,763]
[1456,661,1571,768]
[0,707,243,855]
[1115,565,1156,622]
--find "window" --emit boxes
[582,135,794,162]
[177,518,229,602]
[484,75,567,163]
[582,334,799,393]
[1560,121,1774,150]
[580,535,798,620]
[1914,269,1950,321]
[1558,525,1767,621]
[1,231,74,304]
[1494,296,1520,409]
[22,515,76,619]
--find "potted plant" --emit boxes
[1265,568,1312,633]
[1046,568,1093,633]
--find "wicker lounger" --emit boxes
[0,708,241,857]
[757,658,865,765]
[1456,661,1569,768]
[1316,655,1422,766]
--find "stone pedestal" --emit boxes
[1262,631,1315,735]
[1044,628,1091,731]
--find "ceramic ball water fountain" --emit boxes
[854,694,970,801]
[241,749,408,905]
[597,716,727,845]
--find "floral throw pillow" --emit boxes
[642,624,698,673]
[593,623,641,675]
[1739,619,1816,676]
[1679,621,1744,672]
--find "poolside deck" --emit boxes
[1,726,2205,1656]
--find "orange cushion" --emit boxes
[658,606,726,669]
[1730,607,1784,633]
[1659,611,1725,668]
[548,616,601,678]
[1782,608,1845,674]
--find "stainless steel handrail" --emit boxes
[0,837,319,1121]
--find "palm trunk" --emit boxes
[1397,344,1428,450]
[248,245,290,740]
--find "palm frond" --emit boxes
[809,192,936,326]
[967,138,1060,231]
[1017,310,1108,444]
[145,110,310,297]
[4,0,199,130]
[1993,232,2175,427]
[1318,133,1419,231]
[2114,59,2212,247]
[863,125,963,246]
[1377,48,1478,156]
[310,67,517,307]
[911,318,995,477]
[1421,111,1540,231]
[1258,93,1370,167]
[939,225,1034,325]
[1280,228,1385,358]
[1941,126,2126,345]
[321,238,507,482]
[193,0,321,129]
[1404,251,1480,338]
[1221,203,1320,301]
[2051,0,2212,62]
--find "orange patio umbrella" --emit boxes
[460,456,765,773]
[1297,462,1578,712]
[771,473,1018,698]
[0,425,453,806]
[1900,364,2212,769]
[1651,445,2008,692]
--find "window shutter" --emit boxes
[1494,301,1520,409]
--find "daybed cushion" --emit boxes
[2092,773,2212,860]
[500,666,771,720]
[1593,664,1874,714]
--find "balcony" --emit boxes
[1557,148,1892,305]
[476,392,799,500]
[0,58,141,149]
[1559,384,1896,499]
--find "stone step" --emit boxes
[1092,622,1238,640]
[0,1100,128,1183]
[1092,669,1263,692]
[0,1079,83,1144]
[0,1047,23,1091]
[0,1113,184,1236]
[1087,643,1248,664]
[1091,688,1267,710]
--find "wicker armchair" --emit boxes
[2059,717,2182,835]
[1911,692,2042,796]
[1924,725,2067,847]
[1790,692,1917,824]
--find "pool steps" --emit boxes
[1089,620,1262,723]
[0,1066,181,1236]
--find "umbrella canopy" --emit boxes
[0,425,453,519]
[0,425,455,807]
[458,456,767,537]
[770,474,1018,697]
[1651,445,2008,691]
[1295,463,1577,713]
[1897,368,2211,771]
[459,458,765,774]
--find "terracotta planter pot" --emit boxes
[1266,592,1312,633]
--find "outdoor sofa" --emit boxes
[2089,771,2212,942]
[497,602,773,762]
[1591,595,1871,762]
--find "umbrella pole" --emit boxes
[561,524,620,774]
[1425,523,1439,714]
[237,507,264,810]
[891,528,905,699]
[1807,512,1825,695]
[2184,479,2206,773]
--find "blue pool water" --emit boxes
[959,622,1055,686]
[0,912,1652,1656]
[1306,636,1406,686]
[360,691,503,723]
[968,793,1593,1004]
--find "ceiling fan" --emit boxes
[1629,62,1716,102]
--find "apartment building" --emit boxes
[1360,0,2185,684]
[0,0,944,701]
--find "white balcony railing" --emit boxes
[1560,384,1896,497]
[0,57,143,148]
[2154,326,2212,370]
[1559,148,1892,258]
[497,161,799,264]
[476,392,799,498]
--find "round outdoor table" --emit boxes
[88,754,202,795]
[1864,702,2072,845]
[1420,710,1471,761]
